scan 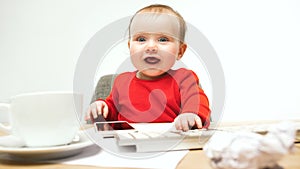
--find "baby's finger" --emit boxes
[102,103,109,118]
[181,118,189,131]
[195,116,203,129]
[96,102,103,117]
[187,115,196,128]
[86,107,95,123]
[174,121,182,131]
[174,116,182,130]
[91,105,99,119]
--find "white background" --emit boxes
[0,0,299,122]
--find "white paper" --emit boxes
[204,121,297,169]
[61,146,187,169]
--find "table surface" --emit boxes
[0,144,299,169]
[1,120,300,169]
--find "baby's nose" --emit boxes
[146,40,158,53]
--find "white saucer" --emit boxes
[0,131,94,160]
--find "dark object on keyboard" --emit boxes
[94,114,106,122]
[94,121,135,131]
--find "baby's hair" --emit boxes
[128,4,187,43]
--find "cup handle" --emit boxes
[0,103,12,134]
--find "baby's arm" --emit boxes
[173,69,210,131]
[174,113,202,131]
[85,100,109,123]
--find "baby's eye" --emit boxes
[158,37,169,42]
[137,37,146,42]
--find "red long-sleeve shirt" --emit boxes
[101,68,211,127]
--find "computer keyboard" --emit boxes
[116,129,219,152]
[94,121,300,153]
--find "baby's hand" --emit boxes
[85,100,109,123]
[174,113,202,131]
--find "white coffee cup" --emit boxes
[0,102,10,123]
[0,91,83,147]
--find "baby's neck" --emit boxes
[136,71,168,80]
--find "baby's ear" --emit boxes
[177,54,183,60]
[128,41,131,49]
[177,43,187,60]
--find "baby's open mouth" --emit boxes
[144,57,160,64]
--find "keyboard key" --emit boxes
[129,131,151,139]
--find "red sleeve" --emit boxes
[96,76,120,121]
[174,69,211,128]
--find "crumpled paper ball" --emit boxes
[203,121,296,169]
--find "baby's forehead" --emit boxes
[132,32,175,37]
[130,12,181,40]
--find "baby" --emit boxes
[85,4,211,131]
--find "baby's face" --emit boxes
[128,12,186,78]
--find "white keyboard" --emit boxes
[116,129,217,152]
[95,121,300,153]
